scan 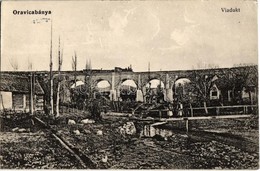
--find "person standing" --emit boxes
[177,101,183,117]
[167,103,173,118]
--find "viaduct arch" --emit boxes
[3,65,257,103]
[55,65,257,103]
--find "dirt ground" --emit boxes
[0,114,259,169]
[0,119,82,169]
[53,115,259,169]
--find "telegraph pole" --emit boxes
[29,73,33,115]
[148,62,151,103]
[50,20,54,116]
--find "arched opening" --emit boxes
[146,79,165,89]
[70,80,87,109]
[120,79,137,102]
[145,79,165,103]
[96,80,111,99]
[70,80,88,95]
[173,78,192,103]
[70,80,85,89]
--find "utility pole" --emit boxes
[148,62,151,103]
[29,71,36,115]
[29,73,33,115]
[50,20,54,116]
[148,62,150,81]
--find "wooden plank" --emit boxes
[52,133,87,168]
[147,105,257,112]
[130,116,158,122]
[150,109,169,112]
[192,105,257,110]
[131,114,252,122]
[34,116,96,169]
[150,122,167,127]
[34,117,49,128]
[105,112,130,117]
[159,114,252,122]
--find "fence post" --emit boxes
[216,107,220,115]
[190,104,193,117]
[185,119,189,133]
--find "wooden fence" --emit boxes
[145,104,258,118]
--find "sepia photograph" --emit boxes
[0,0,259,169]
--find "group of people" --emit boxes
[167,101,186,117]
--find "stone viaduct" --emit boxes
[55,65,258,102]
[1,65,257,103]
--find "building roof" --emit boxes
[0,74,44,95]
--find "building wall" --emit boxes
[0,91,12,110]
[35,95,44,111]
[210,85,220,100]
[12,93,25,111]
[0,91,44,112]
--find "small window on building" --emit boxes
[212,91,218,96]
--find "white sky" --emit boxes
[121,80,137,88]
[97,80,111,88]
[175,78,191,85]
[71,80,85,88]
[1,0,258,72]
[146,79,165,88]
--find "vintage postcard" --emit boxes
[0,0,258,169]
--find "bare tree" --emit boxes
[27,57,33,71]
[56,37,63,117]
[71,51,78,109]
[194,62,219,70]
[219,65,258,105]
[27,58,35,115]
[85,59,92,70]
[191,72,218,114]
[84,59,91,101]
[72,51,77,86]
[9,58,19,71]
[233,66,258,105]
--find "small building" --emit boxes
[0,74,45,113]
[210,83,221,100]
